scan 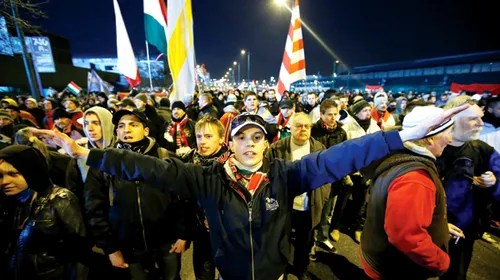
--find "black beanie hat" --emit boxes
[159,98,170,108]
[52,108,71,120]
[349,99,371,116]
[0,145,52,192]
[171,101,186,112]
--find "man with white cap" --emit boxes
[32,105,468,280]
[361,106,464,280]
[371,92,396,130]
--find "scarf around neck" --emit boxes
[192,145,231,166]
[353,115,372,132]
[320,120,337,133]
[273,112,293,143]
[170,114,189,148]
[116,137,150,154]
[223,155,268,200]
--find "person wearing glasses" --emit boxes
[29,105,467,280]
[266,112,331,280]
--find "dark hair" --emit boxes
[243,91,258,101]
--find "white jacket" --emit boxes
[342,115,381,140]
[479,122,500,152]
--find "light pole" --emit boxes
[333,60,339,89]
[241,49,250,81]
[233,61,238,84]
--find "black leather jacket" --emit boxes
[6,186,87,280]
[83,140,188,261]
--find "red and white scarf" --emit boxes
[169,116,190,148]
[273,112,293,143]
[223,155,269,200]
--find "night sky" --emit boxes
[34,0,499,80]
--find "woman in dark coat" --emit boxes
[0,145,87,280]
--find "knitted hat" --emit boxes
[5,105,20,113]
[52,107,71,120]
[403,106,454,137]
[0,109,13,122]
[171,101,186,112]
[25,98,38,107]
[159,97,170,108]
[374,92,388,108]
[349,99,370,115]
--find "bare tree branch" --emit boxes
[1,0,47,34]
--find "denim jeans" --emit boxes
[128,243,181,280]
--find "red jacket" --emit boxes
[361,170,450,279]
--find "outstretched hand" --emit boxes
[28,128,90,159]
[399,104,469,142]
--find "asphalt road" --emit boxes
[179,227,500,280]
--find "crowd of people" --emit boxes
[0,85,497,280]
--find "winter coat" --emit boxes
[311,120,347,148]
[47,151,71,188]
[265,136,330,229]
[342,115,380,140]
[198,103,220,120]
[1,146,86,280]
[83,138,187,261]
[160,117,197,153]
[85,130,405,280]
[157,107,172,124]
[479,122,500,152]
[437,140,500,232]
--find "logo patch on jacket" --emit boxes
[265,197,279,211]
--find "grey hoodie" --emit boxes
[78,107,115,181]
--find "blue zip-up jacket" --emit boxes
[86,130,404,280]
[439,140,500,231]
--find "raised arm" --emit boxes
[86,148,199,199]
[30,128,202,199]
[287,130,403,196]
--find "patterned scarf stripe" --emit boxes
[225,155,269,201]
[170,116,190,147]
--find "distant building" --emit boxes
[292,50,500,93]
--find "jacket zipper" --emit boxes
[136,182,149,252]
[248,200,256,280]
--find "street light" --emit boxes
[241,49,250,81]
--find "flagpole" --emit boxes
[145,40,153,92]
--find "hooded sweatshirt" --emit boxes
[78,107,115,182]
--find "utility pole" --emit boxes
[10,0,41,99]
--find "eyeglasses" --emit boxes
[293,124,312,130]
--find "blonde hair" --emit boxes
[195,116,225,138]
[14,128,50,165]
[290,112,312,126]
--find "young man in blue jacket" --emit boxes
[33,106,467,280]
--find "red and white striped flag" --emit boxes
[277,0,306,98]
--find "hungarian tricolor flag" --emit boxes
[144,0,168,54]
[113,0,141,88]
[66,81,81,95]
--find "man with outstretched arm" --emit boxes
[33,105,467,280]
